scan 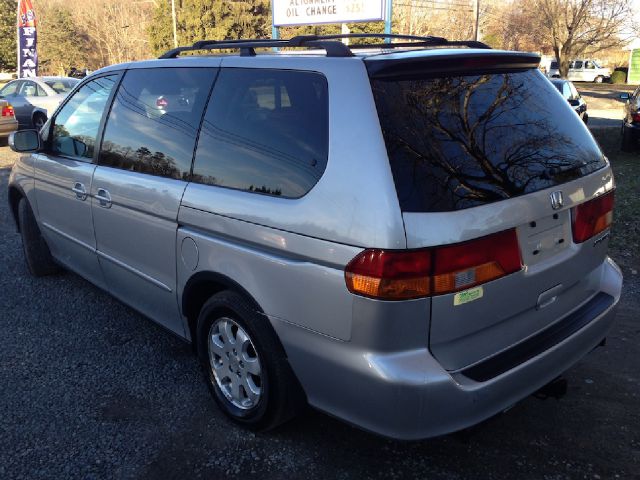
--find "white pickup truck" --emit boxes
[548,59,611,83]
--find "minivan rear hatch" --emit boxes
[366,51,614,373]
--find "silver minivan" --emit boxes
[7,35,622,440]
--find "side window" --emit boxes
[36,84,47,96]
[98,68,216,180]
[584,61,595,69]
[573,61,583,69]
[20,81,38,97]
[192,68,329,198]
[52,75,118,160]
[562,83,572,99]
[0,81,19,96]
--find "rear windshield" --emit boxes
[45,79,78,94]
[370,69,606,212]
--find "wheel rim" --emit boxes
[208,317,262,410]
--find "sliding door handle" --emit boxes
[95,188,112,208]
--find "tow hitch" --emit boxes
[534,376,568,400]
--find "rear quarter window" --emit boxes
[191,68,328,198]
[371,69,606,212]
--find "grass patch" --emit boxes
[591,129,640,272]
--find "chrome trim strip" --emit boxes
[42,222,96,253]
[96,250,173,293]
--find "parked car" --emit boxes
[548,59,611,83]
[550,78,588,123]
[0,98,18,139]
[0,77,79,130]
[7,35,622,440]
[620,86,640,151]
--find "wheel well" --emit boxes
[182,272,264,345]
[32,110,46,120]
[8,186,23,232]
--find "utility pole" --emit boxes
[472,0,480,41]
[171,0,178,48]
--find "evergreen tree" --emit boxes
[148,0,271,56]
[0,0,17,71]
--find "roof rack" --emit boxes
[158,34,492,59]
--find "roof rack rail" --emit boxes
[158,33,491,59]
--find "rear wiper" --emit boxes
[542,162,587,179]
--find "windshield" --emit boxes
[45,79,78,94]
[371,69,606,212]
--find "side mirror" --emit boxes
[8,129,41,153]
[568,99,580,107]
[620,93,630,100]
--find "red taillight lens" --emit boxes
[631,113,640,123]
[156,97,168,108]
[1,104,14,117]
[345,229,522,300]
[345,249,431,300]
[432,228,522,294]
[572,191,614,243]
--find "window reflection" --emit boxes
[372,70,605,212]
[192,69,329,198]
[99,68,216,179]
[52,75,117,161]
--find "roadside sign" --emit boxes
[629,49,640,84]
[272,0,387,27]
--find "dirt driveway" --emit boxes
[576,83,637,129]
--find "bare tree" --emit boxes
[36,0,153,72]
[533,0,633,77]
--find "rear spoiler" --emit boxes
[365,52,541,80]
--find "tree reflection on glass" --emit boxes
[372,70,605,212]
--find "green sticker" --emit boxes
[454,286,484,306]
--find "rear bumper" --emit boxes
[276,258,622,440]
[624,122,640,137]
[0,120,18,137]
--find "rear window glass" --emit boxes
[371,69,606,212]
[45,79,78,94]
[192,68,328,198]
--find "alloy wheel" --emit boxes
[208,317,262,410]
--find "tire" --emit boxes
[582,112,589,124]
[621,125,636,152]
[594,76,603,84]
[32,112,46,131]
[196,290,304,431]
[17,197,59,276]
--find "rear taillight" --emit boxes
[345,229,522,300]
[572,191,614,243]
[345,249,431,300]
[431,229,522,294]
[632,113,640,123]
[1,104,14,117]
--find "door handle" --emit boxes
[95,188,112,208]
[71,182,87,201]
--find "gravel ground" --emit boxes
[1,144,639,480]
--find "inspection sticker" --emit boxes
[453,286,484,306]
